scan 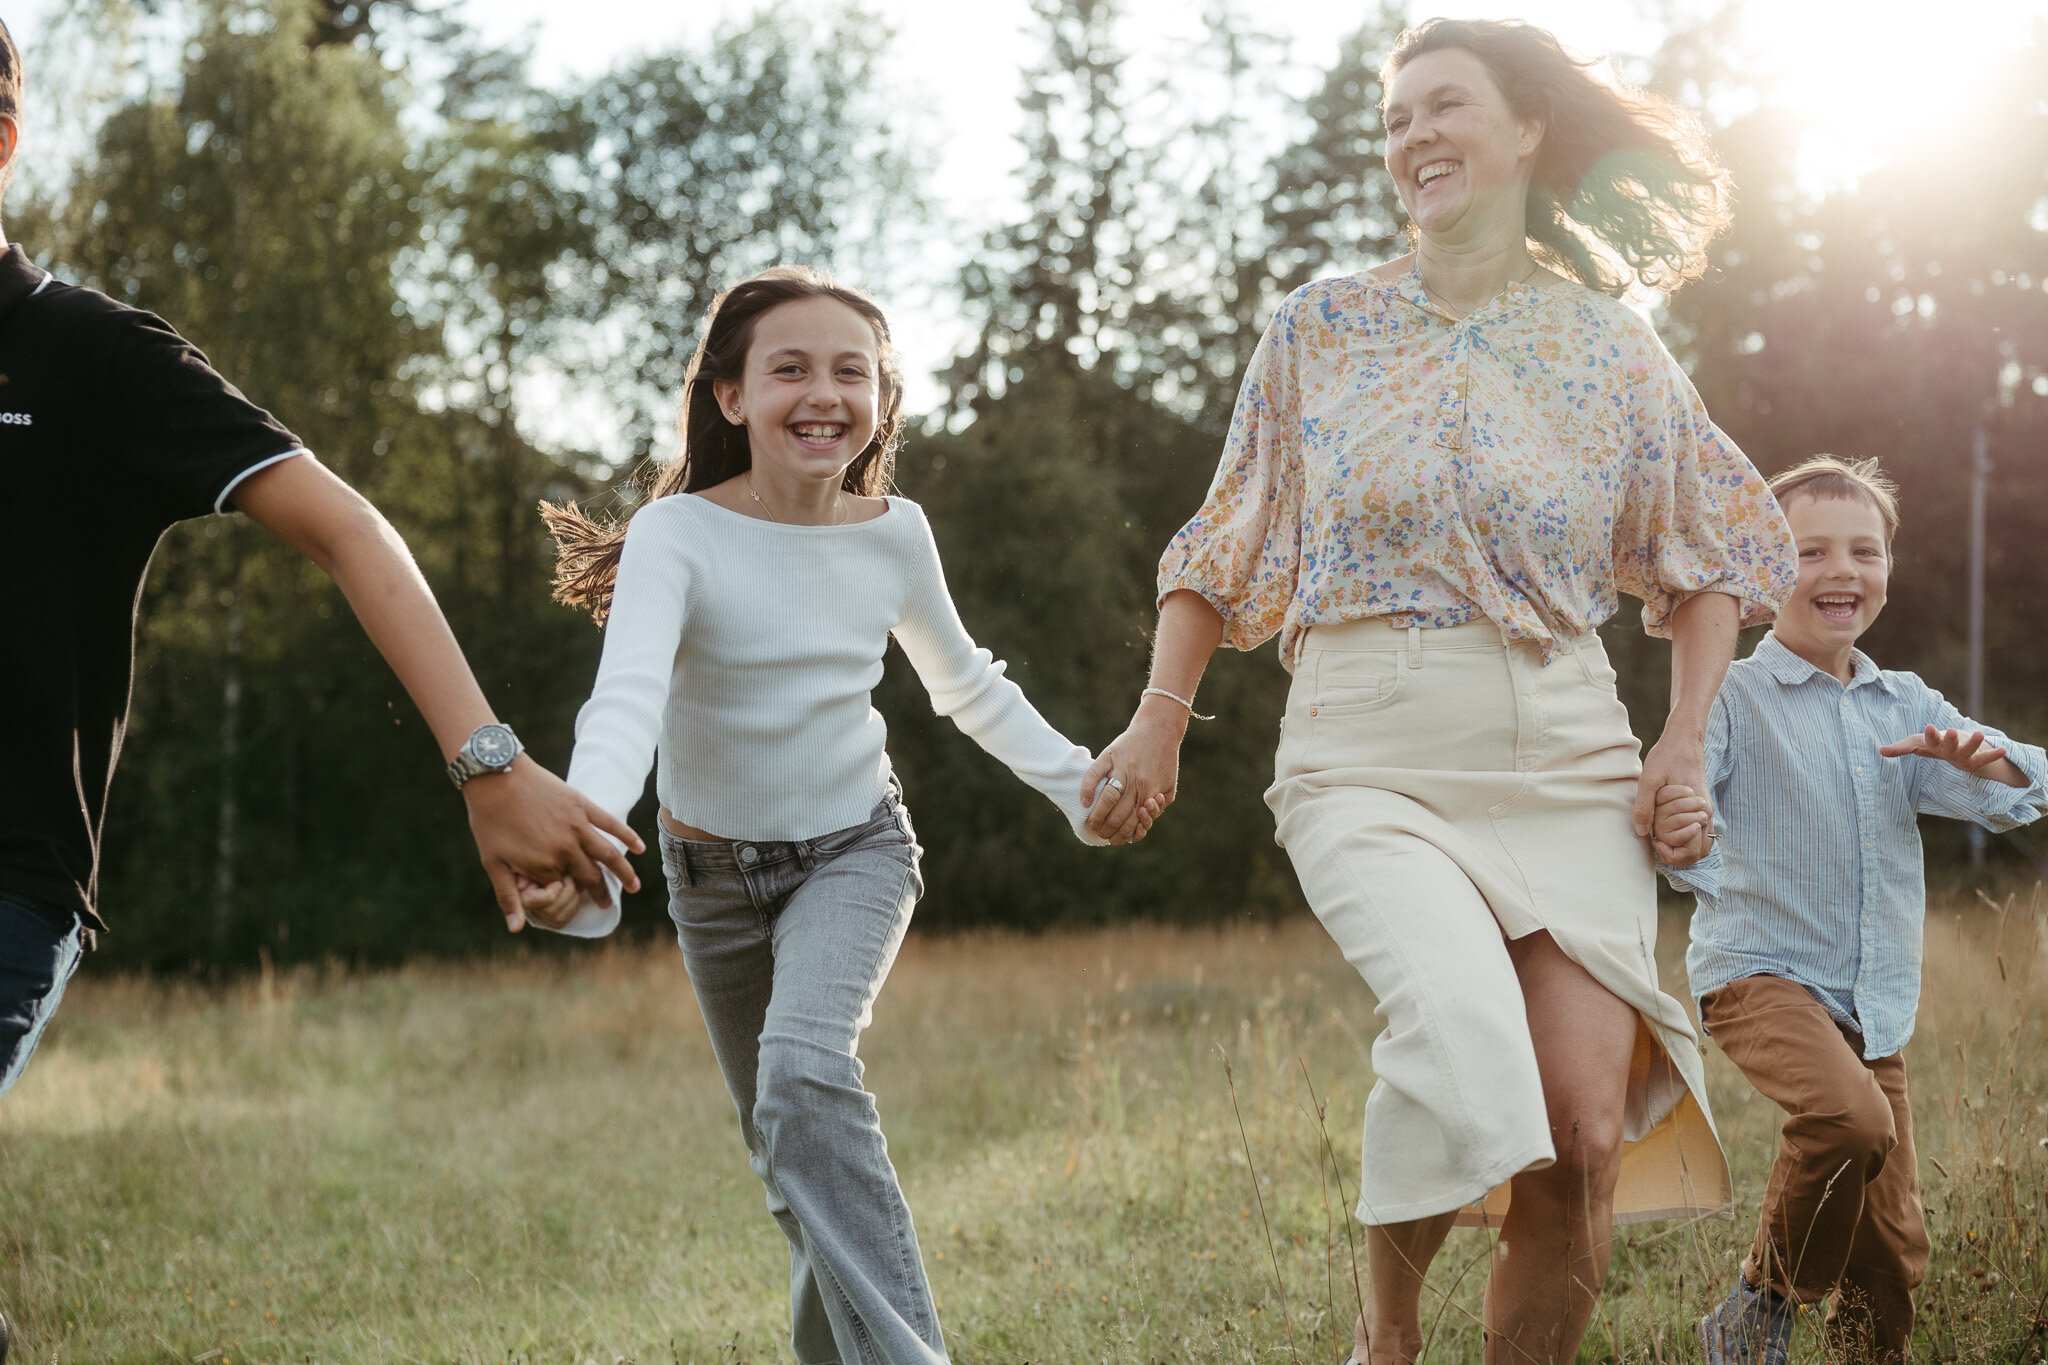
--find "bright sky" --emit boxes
[8,0,2045,428]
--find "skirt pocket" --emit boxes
[1308,648,1405,719]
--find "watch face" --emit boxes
[471,724,519,768]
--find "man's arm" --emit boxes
[229,453,643,929]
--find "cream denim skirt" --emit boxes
[1266,617,1731,1227]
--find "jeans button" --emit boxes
[738,845,758,866]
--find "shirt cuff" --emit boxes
[1658,844,1723,900]
[532,837,628,938]
[1980,742,2048,829]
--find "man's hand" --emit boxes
[1651,783,1713,867]
[463,759,644,931]
[1879,725,2028,786]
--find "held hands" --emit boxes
[513,872,585,931]
[1635,733,1712,865]
[463,758,644,932]
[1650,783,1714,867]
[1082,697,1187,845]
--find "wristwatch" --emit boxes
[447,722,524,789]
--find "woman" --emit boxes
[1083,19,1796,1364]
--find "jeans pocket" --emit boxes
[658,830,695,889]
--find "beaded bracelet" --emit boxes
[1141,686,1214,721]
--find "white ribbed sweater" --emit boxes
[553,494,1102,934]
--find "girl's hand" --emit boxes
[1083,700,1188,844]
[1093,792,1167,846]
[1880,725,2010,776]
[513,872,583,932]
[1651,783,1712,867]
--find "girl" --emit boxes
[528,266,1155,1364]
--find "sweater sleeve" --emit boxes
[892,507,1108,847]
[549,499,696,936]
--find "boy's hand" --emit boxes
[1880,725,2009,776]
[1651,782,1713,867]
[514,872,583,932]
[463,761,644,931]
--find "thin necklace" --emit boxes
[749,472,849,527]
[1419,257,1541,320]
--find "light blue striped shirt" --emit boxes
[1667,632,2048,1059]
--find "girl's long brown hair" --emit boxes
[542,266,905,624]
[1383,19,1734,295]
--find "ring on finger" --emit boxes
[1107,777,1126,793]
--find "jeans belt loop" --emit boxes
[674,838,694,888]
[1406,623,1423,670]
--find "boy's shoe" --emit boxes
[1698,1278,1794,1365]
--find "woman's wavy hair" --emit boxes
[542,266,905,623]
[1382,18,1734,295]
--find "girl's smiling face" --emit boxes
[1383,47,1543,244]
[1774,491,1892,680]
[714,296,882,490]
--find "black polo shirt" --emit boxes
[0,244,306,933]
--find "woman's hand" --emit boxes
[1083,699,1189,844]
[1635,734,1708,846]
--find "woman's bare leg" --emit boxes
[1349,1212,1457,1363]
[1483,931,1639,1364]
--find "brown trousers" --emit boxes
[1700,975,1930,1363]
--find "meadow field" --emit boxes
[3,888,2045,1364]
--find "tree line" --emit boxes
[20,0,2048,970]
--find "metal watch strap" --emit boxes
[446,723,523,789]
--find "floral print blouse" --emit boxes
[1158,269,1796,668]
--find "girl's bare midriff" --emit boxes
[659,808,729,842]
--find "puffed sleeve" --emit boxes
[1155,295,1305,653]
[1609,320,1795,637]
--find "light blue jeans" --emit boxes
[664,784,945,1365]
[0,889,85,1097]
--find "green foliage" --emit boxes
[888,366,1297,928]
[1651,14,2048,739]
[20,0,2048,969]
[564,7,921,459]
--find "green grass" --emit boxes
[4,888,2045,1363]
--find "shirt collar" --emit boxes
[1755,631,1886,690]
[0,245,50,326]
[1372,266,1556,328]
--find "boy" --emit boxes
[0,17,642,1160]
[1654,455,2047,1364]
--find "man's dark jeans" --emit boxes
[0,889,83,1096]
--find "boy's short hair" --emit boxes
[1768,455,1901,543]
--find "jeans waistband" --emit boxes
[661,780,905,882]
[0,886,85,937]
